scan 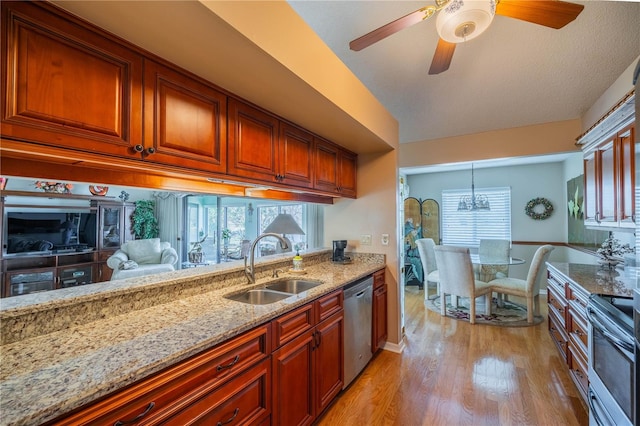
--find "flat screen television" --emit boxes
[5,212,97,254]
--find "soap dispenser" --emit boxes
[292,250,303,271]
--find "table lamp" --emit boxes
[263,213,305,253]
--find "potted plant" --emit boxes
[131,200,159,240]
[221,228,231,245]
[596,232,634,269]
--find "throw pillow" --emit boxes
[124,238,161,265]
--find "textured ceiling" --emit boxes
[289,1,640,144]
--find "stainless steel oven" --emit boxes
[634,288,639,426]
[587,294,635,426]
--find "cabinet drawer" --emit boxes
[568,310,588,353]
[546,269,566,295]
[548,311,568,361]
[373,270,385,289]
[568,344,589,401]
[271,303,314,349]
[547,285,567,328]
[567,285,588,315]
[315,289,343,323]
[53,325,270,425]
[159,358,271,426]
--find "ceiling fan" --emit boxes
[349,0,584,75]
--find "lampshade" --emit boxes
[436,0,495,44]
[263,213,305,235]
[457,164,491,211]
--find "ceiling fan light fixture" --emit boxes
[436,0,496,43]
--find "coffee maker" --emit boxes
[332,240,351,263]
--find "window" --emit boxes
[441,187,511,247]
[258,204,306,255]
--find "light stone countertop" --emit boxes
[547,262,638,297]
[0,251,385,426]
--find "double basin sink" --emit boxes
[225,279,322,305]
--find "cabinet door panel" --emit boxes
[618,125,635,227]
[314,312,343,415]
[279,123,313,188]
[373,285,387,352]
[228,99,279,181]
[314,139,339,193]
[599,141,617,224]
[1,2,143,155]
[339,151,357,198]
[272,331,314,426]
[583,153,597,225]
[144,60,227,172]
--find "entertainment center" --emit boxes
[0,190,135,297]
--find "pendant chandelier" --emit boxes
[458,164,490,211]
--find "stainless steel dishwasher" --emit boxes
[343,275,373,389]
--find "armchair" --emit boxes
[107,238,178,281]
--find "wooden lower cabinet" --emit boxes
[372,269,387,352]
[49,287,351,425]
[271,289,344,426]
[49,324,271,425]
[546,264,589,407]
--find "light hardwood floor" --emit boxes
[317,285,588,426]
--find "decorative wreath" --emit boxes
[525,197,554,220]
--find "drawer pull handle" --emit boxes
[114,402,155,426]
[217,408,239,426]
[216,355,240,372]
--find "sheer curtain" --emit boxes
[154,192,187,265]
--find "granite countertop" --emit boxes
[547,262,638,298]
[0,252,385,426]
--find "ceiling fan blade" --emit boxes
[495,0,584,29]
[429,38,456,75]
[349,6,436,51]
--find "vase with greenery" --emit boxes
[131,200,159,240]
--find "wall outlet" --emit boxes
[360,234,372,245]
[381,234,389,245]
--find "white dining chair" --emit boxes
[416,238,440,300]
[434,245,493,324]
[489,245,554,323]
[476,239,511,280]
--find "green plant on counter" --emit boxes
[131,200,159,239]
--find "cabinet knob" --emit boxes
[133,144,144,153]
[145,147,156,155]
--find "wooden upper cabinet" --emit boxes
[314,138,357,198]
[143,59,227,173]
[228,99,314,189]
[1,1,143,156]
[279,122,314,188]
[583,123,635,228]
[228,98,280,182]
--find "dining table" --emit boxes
[469,253,526,282]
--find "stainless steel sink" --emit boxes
[225,279,322,305]
[265,279,322,294]
[225,289,292,305]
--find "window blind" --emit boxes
[441,187,512,247]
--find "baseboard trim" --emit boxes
[381,337,406,354]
